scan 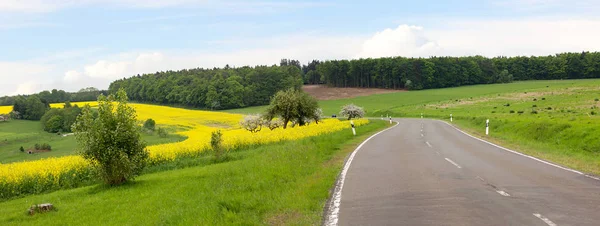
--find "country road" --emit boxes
[326,118,600,226]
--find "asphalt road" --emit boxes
[331,118,600,226]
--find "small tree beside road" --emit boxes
[339,104,365,120]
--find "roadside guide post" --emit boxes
[450,114,453,122]
[351,120,356,135]
[486,119,490,135]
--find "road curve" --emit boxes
[330,118,600,226]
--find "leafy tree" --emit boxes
[143,118,156,131]
[40,104,82,133]
[72,89,148,185]
[264,88,319,129]
[340,104,365,120]
[13,95,49,120]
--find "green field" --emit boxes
[0,120,186,164]
[227,79,600,175]
[0,120,387,225]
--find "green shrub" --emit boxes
[595,98,599,101]
[531,110,538,114]
[509,110,515,113]
[72,89,148,185]
[211,130,224,160]
[592,111,597,115]
[517,110,524,114]
[504,103,510,107]
[542,97,546,100]
[34,143,40,150]
[158,127,168,138]
[143,118,156,131]
[533,98,537,101]
[20,146,24,152]
[546,107,552,110]
[532,105,537,107]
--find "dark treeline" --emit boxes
[0,87,108,106]
[313,52,600,90]
[108,65,303,110]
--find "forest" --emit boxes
[108,65,303,110]
[314,52,600,90]
[0,87,107,106]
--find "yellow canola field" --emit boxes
[0,106,11,114]
[1,101,369,196]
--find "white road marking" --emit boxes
[426,141,432,148]
[439,120,600,181]
[444,158,462,169]
[435,151,440,155]
[496,190,511,197]
[421,133,424,137]
[325,120,400,226]
[476,176,485,182]
[533,213,558,226]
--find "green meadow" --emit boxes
[0,120,186,164]
[0,120,387,225]
[227,79,600,175]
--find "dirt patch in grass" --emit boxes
[266,211,303,225]
[302,85,403,100]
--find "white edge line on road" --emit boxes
[444,158,462,169]
[426,141,432,148]
[496,190,511,197]
[324,120,400,226]
[533,213,558,226]
[439,120,600,181]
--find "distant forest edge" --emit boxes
[108,65,303,110]
[0,88,107,107]
[109,52,600,110]
[2,52,599,110]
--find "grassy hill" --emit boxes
[0,120,387,225]
[227,79,600,175]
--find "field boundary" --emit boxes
[323,120,399,226]
[438,120,600,181]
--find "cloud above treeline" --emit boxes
[3,18,600,96]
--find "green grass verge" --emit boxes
[225,79,600,175]
[0,120,388,225]
[0,120,186,164]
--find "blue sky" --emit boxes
[1,0,599,96]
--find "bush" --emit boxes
[542,98,546,100]
[211,130,224,159]
[491,111,496,113]
[20,146,24,152]
[517,110,524,114]
[504,103,510,107]
[533,98,537,101]
[532,105,537,107]
[339,104,365,120]
[72,89,148,185]
[595,98,599,101]
[267,119,284,130]
[143,118,156,131]
[240,115,265,133]
[158,127,168,138]
[531,110,538,114]
[33,143,51,150]
[546,107,552,110]
[592,111,597,115]
[40,104,82,133]
[509,110,515,113]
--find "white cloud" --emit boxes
[4,18,600,96]
[63,70,82,83]
[357,25,440,58]
[13,82,39,95]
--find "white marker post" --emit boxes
[450,114,453,122]
[389,116,392,124]
[421,113,423,119]
[485,119,490,135]
[381,115,383,120]
[351,120,356,135]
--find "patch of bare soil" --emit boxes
[27,149,50,154]
[302,85,403,100]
